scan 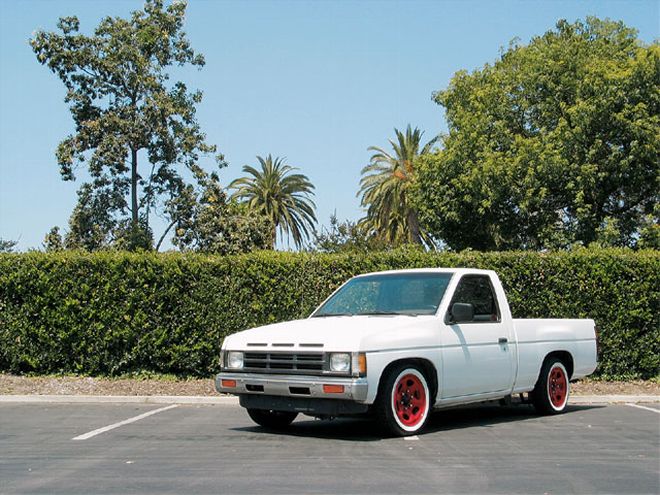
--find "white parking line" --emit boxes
[404,435,420,441]
[626,403,660,414]
[72,404,179,441]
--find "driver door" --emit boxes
[440,275,514,398]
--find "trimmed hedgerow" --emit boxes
[0,249,657,379]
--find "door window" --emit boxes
[448,275,500,323]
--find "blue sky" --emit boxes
[0,0,658,250]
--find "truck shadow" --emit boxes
[233,404,603,441]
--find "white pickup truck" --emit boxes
[216,268,598,436]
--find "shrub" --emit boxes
[0,248,657,379]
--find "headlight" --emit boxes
[226,351,244,370]
[329,353,351,372]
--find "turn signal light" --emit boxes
[323,384,344,394]
[221,379,237,388]
[357,353,367,376]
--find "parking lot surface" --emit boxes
[1,402,658,494]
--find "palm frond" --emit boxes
[357,125,437,245]
[230,154,317,248]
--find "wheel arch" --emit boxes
[375,357,439,404]
[541,350,574,380]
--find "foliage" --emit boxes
[0,249,657,380]
[172,168,272,254]
[0,238,17,253]
[637,205,660,250]
[412,18,659,251]
[359,125,437,246]
[30,0,221,251]
[43,227,64,252]
[63,181,148,250]
[230,155,317,249]
[311,214,389,253]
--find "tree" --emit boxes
[229,155,317,249]
[358,125,437,246]
[0,238,17,253]
[43,227,64,252]
[172,167,272,254]
[311,214,387,253]
[64,180,140,250]
[412,18,659,251]
[637,204,660,250]
[30,0,221,251]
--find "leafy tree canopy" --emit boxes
[172,167,272,254]
[63,179,149,250]
[30,0,221,251]
[43,227,64,252]
[311,214,388,253]
[0,239,18,253]
[412,18,659,251]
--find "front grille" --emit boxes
[243,352,325,374]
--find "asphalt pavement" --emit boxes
[1,401,658,494]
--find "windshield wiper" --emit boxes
[312,312,354,318]
[360,310,416,316]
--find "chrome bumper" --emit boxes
[215,372,369,401]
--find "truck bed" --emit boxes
[512,318,598,393]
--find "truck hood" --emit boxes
[222,315,440,352]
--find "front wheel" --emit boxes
[531,359,570,414]
[246,408,298,429]
[375,364,431,436]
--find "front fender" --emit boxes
[364,348,442,404]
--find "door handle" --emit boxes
[498,337,508,344]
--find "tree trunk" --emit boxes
[408,210,422,244]
[131,147,139,227]
[271,224,277,250]
[156,219,177,252]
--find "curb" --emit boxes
[0,394,657,405]
[0,395,239,404]
[569,395,659,404]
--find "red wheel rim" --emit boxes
[392,373,427,427]
[548,365,568,408]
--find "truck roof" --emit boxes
[354,267,496,278]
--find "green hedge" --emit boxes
[0,249,658,379]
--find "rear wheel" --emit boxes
[246,408,298,429]
[375,364,431,436]
[532,359,570,414]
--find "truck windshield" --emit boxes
[313,273,452,317]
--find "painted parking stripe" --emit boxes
[404,435,420,441]
[626,403,660,414]
[72,404,178,441]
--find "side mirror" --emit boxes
[451,302,474,323]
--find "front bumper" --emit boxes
[215,372,369,402]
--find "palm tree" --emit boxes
[229,155,317,249]
[358,125,438,245]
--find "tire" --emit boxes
[531,358,570,415]
[374,364,432,436]
[246,408,298,429]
